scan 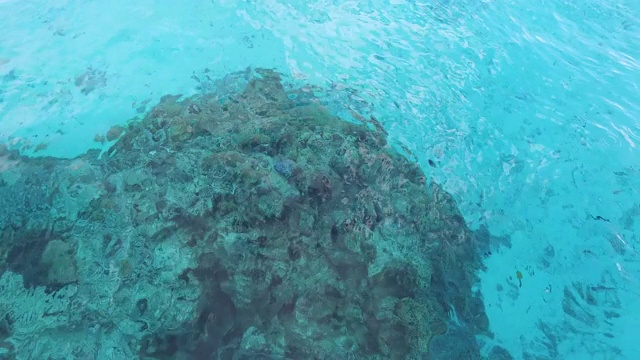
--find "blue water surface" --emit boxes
[1,0,640,358]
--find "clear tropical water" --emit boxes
[1,0,639,359]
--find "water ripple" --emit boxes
[230,0,640,357]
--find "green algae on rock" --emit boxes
[0,68,488,359]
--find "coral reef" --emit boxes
[0,68,489,359]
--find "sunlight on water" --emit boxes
[1,0,639,358]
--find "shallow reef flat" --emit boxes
[0,68,491,359]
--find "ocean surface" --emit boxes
[1,0,639,359]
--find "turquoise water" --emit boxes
[1,0,640,359]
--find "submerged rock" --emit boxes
[0,68,490,359]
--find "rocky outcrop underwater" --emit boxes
[0,68,491,359]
